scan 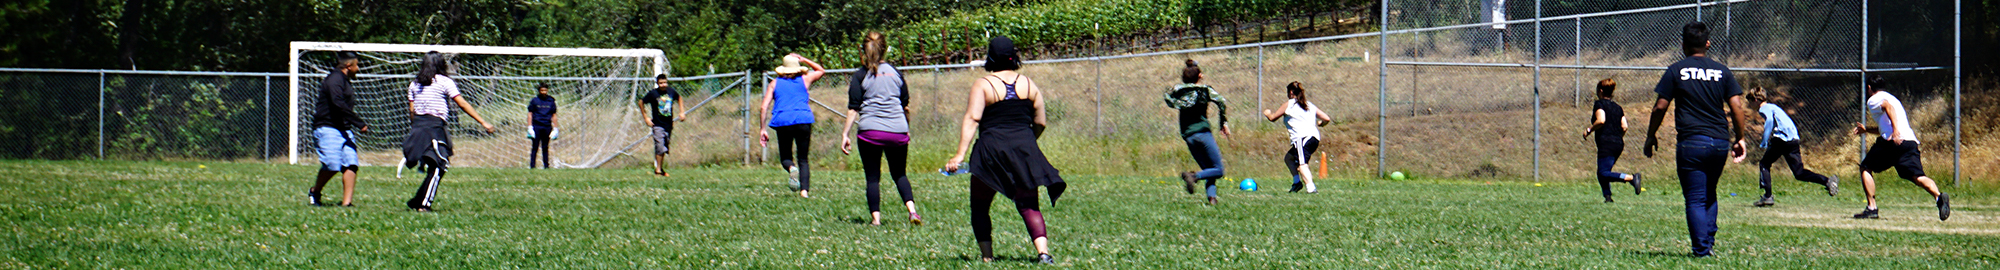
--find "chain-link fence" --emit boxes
[0,0,1966,183]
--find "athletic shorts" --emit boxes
[651,126,672,155]
[1284,137,1322,169]
[1860,138,1924,180]
[314,126,360,171]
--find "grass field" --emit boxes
[3,160,1996,268]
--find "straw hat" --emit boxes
[774,55,808,75]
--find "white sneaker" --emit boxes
[786,167,801,191]
[1304,183,1318,194]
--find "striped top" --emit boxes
[408,75,460,120]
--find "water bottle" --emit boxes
[939,163,970,176]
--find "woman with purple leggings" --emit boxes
[839,32,922,226]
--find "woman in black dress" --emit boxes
[942,35,1065,264]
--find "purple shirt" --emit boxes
[857,130,909,146]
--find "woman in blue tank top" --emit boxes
[761,53,827,198]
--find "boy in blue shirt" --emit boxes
[527,83,558,169]
[1741,88,1836,207]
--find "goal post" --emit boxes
[288,41,668,167]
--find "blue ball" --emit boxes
[1239,178,1258,191]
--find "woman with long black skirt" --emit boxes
[943,35,1065,264]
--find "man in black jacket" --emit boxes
[308,51,368,207]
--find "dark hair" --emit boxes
[1681,22,1709,56]
[1596,78,1617,98]
[537,82,551,90]
[1745,87,1767,104]
[655,74,668,81]
[336,51,360,67]
[983,36,1019,72]
[1286,81,1308,108]
[1181,59,1201,84]
[860,32,886,74]
[1866,75,1886,93]
[415,51,448,86]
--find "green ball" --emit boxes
[1389,171,1407,180]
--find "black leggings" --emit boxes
[773,124,813,190]
[529,127,551,168]
[860,141,913,212]
[970,177,1047,243]
[1759,139,1830,196]
[407,164,446,209]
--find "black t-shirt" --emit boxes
[528,94,557,128]
[641,87,679,129]
[1654,56,1742,141]
[1593,99,1625,143]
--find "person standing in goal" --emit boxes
[761,53,827,198]
[1166,59,1232,205]
[1584,78,1640,203]
[307,51,368,207]
[1741,87,1837,207]
[527,82,559,169]
[1642,22,1750,257]
[839,32,923,226]
[1849,76,1949,220]
[402,51,496,212]
[640,75,683,176]
[1261,82,1330,193]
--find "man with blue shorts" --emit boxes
[309,51,368,207]
[1643,22,1751,258]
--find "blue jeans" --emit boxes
[1596,154,1629,197]
[1676,135,1730,256]
[1183,132,1225,198]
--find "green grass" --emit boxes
[3,160,1995,268]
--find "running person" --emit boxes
[1850,76,1949,220]
[640,75,683,176]
[307,51,368,207]
[1260,82,1331,193]
[760,53,827,198]
[1642,22,1750,257]
[1742,87,1837,207]
[402,51,496,212]
[527,82,558,169]
[942,36,1065,264]
[1583,78,1640,203]
[838,32,922,226]
[1166,59,1232,205]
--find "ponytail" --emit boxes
[1287,81,1308,109]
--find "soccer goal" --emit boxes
[288,42,668,168]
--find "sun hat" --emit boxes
[774,55,808,75]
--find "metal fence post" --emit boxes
[1953,0,1962,186]
[1574,18,1582,106]
[1257,46,1265,111]
[264,76,271,161]
[1858,0,1869,165]
[1378,0,1390,178]
[97,72,105,159]
[1095,58,1105,135]
[1533,0,1543,180]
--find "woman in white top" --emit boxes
[400,51,495,212]
[1262,82,1332,193]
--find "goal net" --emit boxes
[288,42,668,168]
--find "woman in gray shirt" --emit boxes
[839,32,922,226]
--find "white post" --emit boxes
[287,46,301,165]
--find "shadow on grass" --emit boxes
[1629,250,1697,258]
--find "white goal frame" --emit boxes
[287,41,667,165]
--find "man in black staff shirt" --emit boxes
[639,74,684,176]
[1642,21,1750,258]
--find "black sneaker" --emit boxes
[1290,181,1304,193]
[307,191,324,206]
[1180,172,1198,194]
[1938,193,1951,221]
[1851,208,1880,219]
[1629,173,1643,195]
[1825,176,1840,196]
[1037,253,1054,264]
[1603,196,1614,203]
[1754,196,1776,207]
